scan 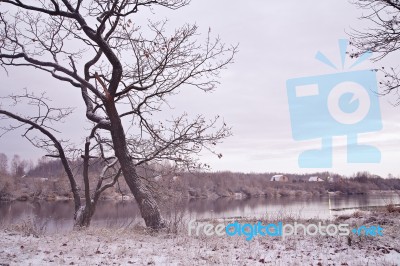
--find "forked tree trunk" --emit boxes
[74,205,95,228]
[104,101,165,229]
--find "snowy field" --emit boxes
[0,211,399,265]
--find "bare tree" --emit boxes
[349,0,400,104]
[0,153,7,174]
[10,154,28,177]
[0,0,236,229]
[0,91,124,227]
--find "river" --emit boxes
[0,193,399,232]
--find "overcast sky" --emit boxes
[1,0,399,177]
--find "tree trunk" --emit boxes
[74,205,95,228]
[119,160,165,229]
[104,101,165,229]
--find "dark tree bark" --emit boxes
[104,98,164,228]
[74,205,95,228]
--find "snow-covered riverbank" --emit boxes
[0,211,399,265]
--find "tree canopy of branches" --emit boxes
[0,0,236,229]
[350,0,400,104]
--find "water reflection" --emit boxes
[0,193,399,232]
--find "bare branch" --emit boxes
[350,0,400,103]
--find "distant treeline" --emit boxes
[1,154,400,201]
[156,171,400,199]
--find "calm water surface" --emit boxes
[1,194,399,232]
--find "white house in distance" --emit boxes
[308,176,324,182]
[270,175,289,182]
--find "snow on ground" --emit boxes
[0,211,399,265]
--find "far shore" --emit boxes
[1,189,399,203]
